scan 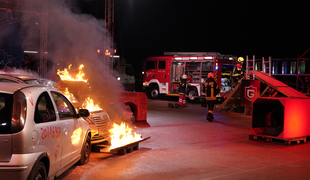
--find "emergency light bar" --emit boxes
[24,51,38,54]
[204,57,214,59]
[189,57,198,60]
[175,57,182,60]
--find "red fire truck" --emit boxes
[142,52,238,101]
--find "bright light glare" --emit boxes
[204,57,213,59]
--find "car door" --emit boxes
[33,91,62,175]
[50,91,84,167]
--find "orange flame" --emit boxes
[63,87,77,103]
[109,122,142,150]
[82,97,102,112]
[57,64,88,82]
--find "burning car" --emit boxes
[57,64,144,151]
[0,72,111,144]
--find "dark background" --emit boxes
[1,1,309,74]
[80,1,310,71]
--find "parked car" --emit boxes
[0,83,91,180]
[0,73,111,144]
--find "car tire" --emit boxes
[27,161,47,180]
[187,87,198,102]
[78,135,91,165]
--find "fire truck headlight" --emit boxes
[142,71,145,74]
[117,77,121,81]
[143,82,149,87]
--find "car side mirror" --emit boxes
[78,109,90,117]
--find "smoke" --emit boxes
[19,0,130,124]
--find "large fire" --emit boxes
[109,122,142,150]
[57,64,143,149]
[57,64,88,82]
[63,87,77,103]
[82,97,102,111]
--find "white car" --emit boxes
[0,73,111,144]
[0,83,91,180]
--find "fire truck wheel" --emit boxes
[187,88,198,102]
[149,87,159,99]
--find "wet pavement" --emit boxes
[59,98,310,180]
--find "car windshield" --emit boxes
[0,93,13,134]
[25,79,58,88]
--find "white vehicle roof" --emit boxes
[0,83,49,94]
[0,73,58,88]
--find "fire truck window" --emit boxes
[221,65,234,93]
[158,61,166,69]
[202,62,214,71]
[145,61,157,70]
[171,62,184,81]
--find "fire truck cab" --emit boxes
[142,52,237,101]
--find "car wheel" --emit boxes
[149,87,159,99]
[78,135,91,165]
[27,161,47,180]
[187,88,198,102]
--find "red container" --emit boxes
[251,97,310,139]
[120,92,147,122]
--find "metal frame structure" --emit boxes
[0,0,48,78]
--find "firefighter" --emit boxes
[202,72,219,121]
[232,57,245,87]
[176,74,188,108]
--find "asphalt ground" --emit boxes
[59,97,310,180]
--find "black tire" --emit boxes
[27,161,47,180]
[187,88,198,102]
[78,135,91,165]
[149,86,159,99]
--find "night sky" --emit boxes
[1,1,309,72]
[107,1,309,71]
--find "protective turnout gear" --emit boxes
[177,74,188,107]
[238,57,244,62]
[233,63,245,86]
[202,76,219,122]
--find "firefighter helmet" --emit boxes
[182,74,188,79]
[238,57,244,62]
[207,72,214,79]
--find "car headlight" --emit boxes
[143,82,149,87]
